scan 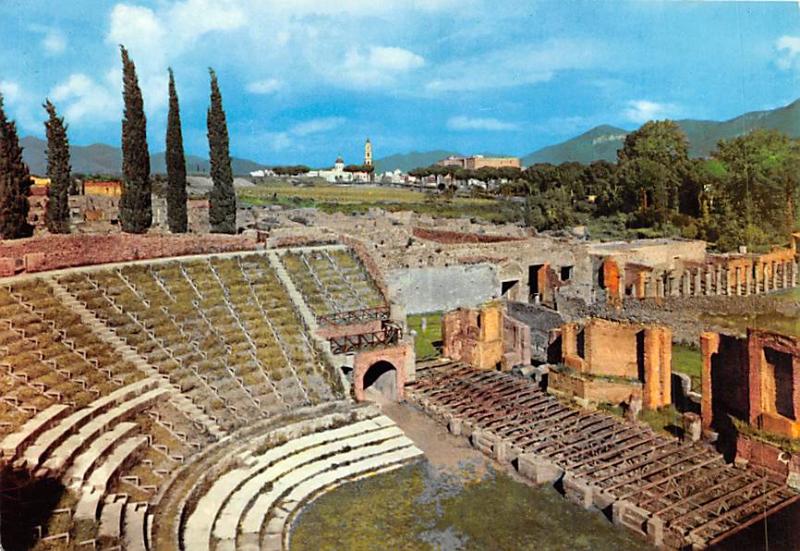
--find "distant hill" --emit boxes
[20,136,266,176]
[373,150,460,173]
[523,98,800,165]
[523,125,628,165]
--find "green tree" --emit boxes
[43,100,71,233]
[207,68,236,234]
[0,93,33,239]
[119,45,152,233]
[166,68,188,233]
[616,120,689,222]
[714,129,800,245]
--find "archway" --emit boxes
[362,361,398,401]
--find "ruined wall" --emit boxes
[352,343,412,401]
[0,233,258,276]
[388,264,498,314]
[558,318,671,410]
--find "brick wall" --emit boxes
[0,233,258,276]
[352,343,412,401]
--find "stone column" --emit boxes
[715,266,723,296]
[694,269,702,297]
[792,260,798,287]
[682,271,690,296]
[754,262,762,294]
[705,269,713,296]
[771,261,778,291]
[656,277,665,299]
[764,263,770,293]
[744,266,751,296]
[781,262,787,289]
[734,267,741,296]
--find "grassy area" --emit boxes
[239,182,529,224]
[291,462,654,551]
[407,312,443,360]
[639,405,682,436]
[672,343,702,392]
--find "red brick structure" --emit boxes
[442,302,531,371]
[554,318,672,410]
[702,329,800,439]
[352,343,412,401]
[0,233,258,277]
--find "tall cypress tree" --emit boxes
[166,68,188,233]
[0,93,33,239]
[207,68,236,234]
[43,100,71,234]
[119,45,152,233]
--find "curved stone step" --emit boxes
[19,378,160,469]
[98,493,128,541]
[265,443,423,550]
[184,415,395,551]
[65,421,138,487]
[124,502,149,551]
[0,403,69,459]
[43,387,169,474]
[87,434,148,493]
[214,426,405,542]
[240,435,418,545]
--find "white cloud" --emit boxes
[776,35,800,70]
[246,78,282,94]
[623,99,676,124]
[50,73,119,123]
[42,29,67,55]
[336,46,425,87]
[289,117,346,136]
[447,115,517,131]
[0,80,21,105]
[425,39,600,93]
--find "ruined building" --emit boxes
[550,318,672,411]
[441,301,531,371]
[701,328,800,485]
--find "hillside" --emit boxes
[523,97,800,165]
[373,150,460,173]
[20,136,266,176]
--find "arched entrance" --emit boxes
[362,361,398,401]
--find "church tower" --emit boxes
[364,138,373,167]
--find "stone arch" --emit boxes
[352,344,411,402]
[361,361,398,401]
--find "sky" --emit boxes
[2,0,800,167]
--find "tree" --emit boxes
[119,45,152,233]
[713,129,800,246]
[0,93,33,239]
[43,100,70,233]
[616,120,689,222]
[207,68,236,234]
[166,68,188,233]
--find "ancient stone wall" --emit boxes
[441,302,530,370]
[0,233,258,276]
[387,264,498,314]
[557,318,671,410]
[352,343,412,401]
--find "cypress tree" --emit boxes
[43,100,71,234]
[166,68,188,233]
[0,93,33,239]
[119,45,152,233]
[207,68,236,234]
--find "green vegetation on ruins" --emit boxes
[407,312,443,360]
[291,461,654,551]
[672,343,702,392]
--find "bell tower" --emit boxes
[364,138,373,167]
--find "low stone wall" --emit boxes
[548,370,641,406]
[0,233,258,276]
[736,434,800,488]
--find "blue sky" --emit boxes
[2,0,800,167]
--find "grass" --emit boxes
[291,462,654,551]
[407,312,442,360]
[238,182,522,224]
[672,343,702,392]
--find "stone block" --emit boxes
[612,499,649,537]
[24,252,46,272]
[562,473,593,508]
[448,416,462,436]
[517,453,563,485]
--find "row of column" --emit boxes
[633,259,800,299]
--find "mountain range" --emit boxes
[20,97,800,175]
[376,97,800,170]
[19,136,267,176]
